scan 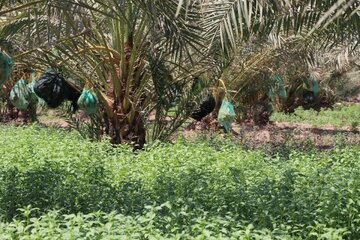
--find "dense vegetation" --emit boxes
[0,126,359,239]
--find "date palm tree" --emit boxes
[1,0,359,145]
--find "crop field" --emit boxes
[0,125,359,239]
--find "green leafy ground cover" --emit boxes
[271,104,360,130]
[0,125,359,239]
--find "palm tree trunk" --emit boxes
[107,41,146,149]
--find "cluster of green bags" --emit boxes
[267,74,287,101]
[10,77,99,114]
[9,79,38,110]
[218,99,236,133]
[0,51,14,86]
[77,88,99,115]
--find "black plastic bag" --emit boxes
[190,93,216,121]
[34,69,80,109]
[66,81,81,111]
[303,90,315,104]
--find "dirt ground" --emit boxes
[182,98,360,149]
[9,105,360,150]
[181,120,360,150]
[237,122,359,149]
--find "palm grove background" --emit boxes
[0,1,360,239]
[0,0,359,146]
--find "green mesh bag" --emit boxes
[271,74,287,99]
[0,51,14,86]
[278,85,287,99]
[10,79,32,110]
[218,99,236,133]
[308,74,320,96]
[267,87,275,102]
[77,88,99,115]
